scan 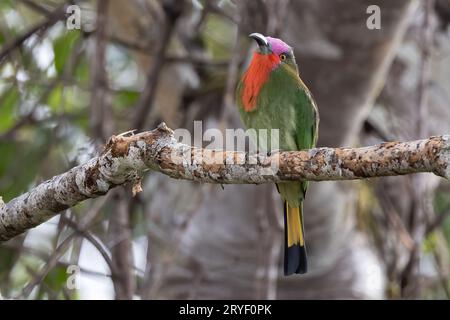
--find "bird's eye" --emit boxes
[279,54,287,61]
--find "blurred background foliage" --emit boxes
[0,0,450,299]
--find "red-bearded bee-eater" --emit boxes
[236,33,319,275]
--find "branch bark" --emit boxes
[0,123,449,242]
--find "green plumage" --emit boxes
[236,61,319,207]
[236,50,319,275]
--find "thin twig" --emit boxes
[20,233,76,298]
[0,4,67,63]
[60,215,116,276]
[17,0,53,17]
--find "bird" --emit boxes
[236,33,319,275]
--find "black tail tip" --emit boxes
[284,244,307,275]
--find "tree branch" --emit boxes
[0,123,449,242]
[0,4,67,63]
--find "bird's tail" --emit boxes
[283,202,307,275]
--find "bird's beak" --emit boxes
[249,33,271,54]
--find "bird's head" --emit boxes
[239,33,299,112]
[248,33,297,72]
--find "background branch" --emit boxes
[0,4,67,63]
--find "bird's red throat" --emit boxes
[242,52,280,112]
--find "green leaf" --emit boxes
[434,191,450,213]
[47,84,63,112]
[0,88,19,132]
[34,265,76,299]
[203,14,234,60]
[0,128,53,201]
[0,0,13,10]
[442,214,450,248]
[47,84,90,114]
[53,31,80,75]
[0,246,17,279]
[44,265,69,290]
[74,55,90,84]
[113,90,140,110]
[64,86,90,113]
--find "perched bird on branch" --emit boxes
[236,33,319,275]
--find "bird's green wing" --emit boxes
[294,83,319,197]
[294,84,319,151]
